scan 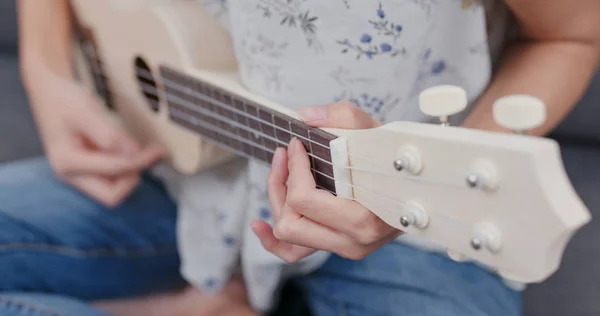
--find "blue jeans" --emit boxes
[0,157,521,316]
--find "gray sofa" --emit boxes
[0,1,41,162]
[1,1,599,315]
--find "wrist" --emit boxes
[21,50,74,87]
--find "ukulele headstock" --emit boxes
[332,86,591,284]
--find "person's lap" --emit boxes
[297,243,521,316]
[0,157,521,316]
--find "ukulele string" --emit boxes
[145,80,465,189]
[82,67,477,228]
[85,63,465,189]
[140,69,465,188]
[102,90,471,226]
[137,68,396,169]
[101,86,476,225]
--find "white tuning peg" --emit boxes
[493,95,546,134]
[418,85,468,126]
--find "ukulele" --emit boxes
[69,0,591,284]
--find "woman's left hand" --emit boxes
[251,101,403,263]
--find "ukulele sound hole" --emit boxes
[134,56,160,113]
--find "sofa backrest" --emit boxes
[552,69,600,144]
[0,0,18,54]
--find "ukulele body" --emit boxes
[71,0,237,174]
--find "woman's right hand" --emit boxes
[30,74,165,206]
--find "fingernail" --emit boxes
[298,105,327,123]
[288,138,298,157]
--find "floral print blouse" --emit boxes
[166,0,517,312]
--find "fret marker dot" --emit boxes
[254,132,261,139]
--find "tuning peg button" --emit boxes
[418,85,468,125]
[493,95,546,133]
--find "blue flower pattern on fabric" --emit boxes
[334,92,400,122]
[423,48,448,76]
[223,235,237,246]
[204,277,219,289]
[338,2,406,59]
[259,207,272,220]
[256,0,323,52]
[406,48,452,99]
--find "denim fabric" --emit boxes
[300,242,522,316]
[0,294,111,316]
[0,157,521,316]
[0,157,184,301]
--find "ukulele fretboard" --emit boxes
[159,66,337,194]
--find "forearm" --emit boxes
[17,0,74,89]
[462,39,600,136]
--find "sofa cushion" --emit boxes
[551,69,600,143]
[0,54,42,162]
[524,142,600,316]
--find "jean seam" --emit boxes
[0,297,66,316]
[0,243,178,258]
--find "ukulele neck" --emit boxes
[158,65,338,194]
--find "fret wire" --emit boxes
[231,99,246,155]
[241,101,259,160]
[256,104,270,162]
[233,100,252,157]
[307,129,317,180]
[164,92,334,167]
[169,107,336,188]
[269,112,278,162]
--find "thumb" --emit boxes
[298,101,383,130]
